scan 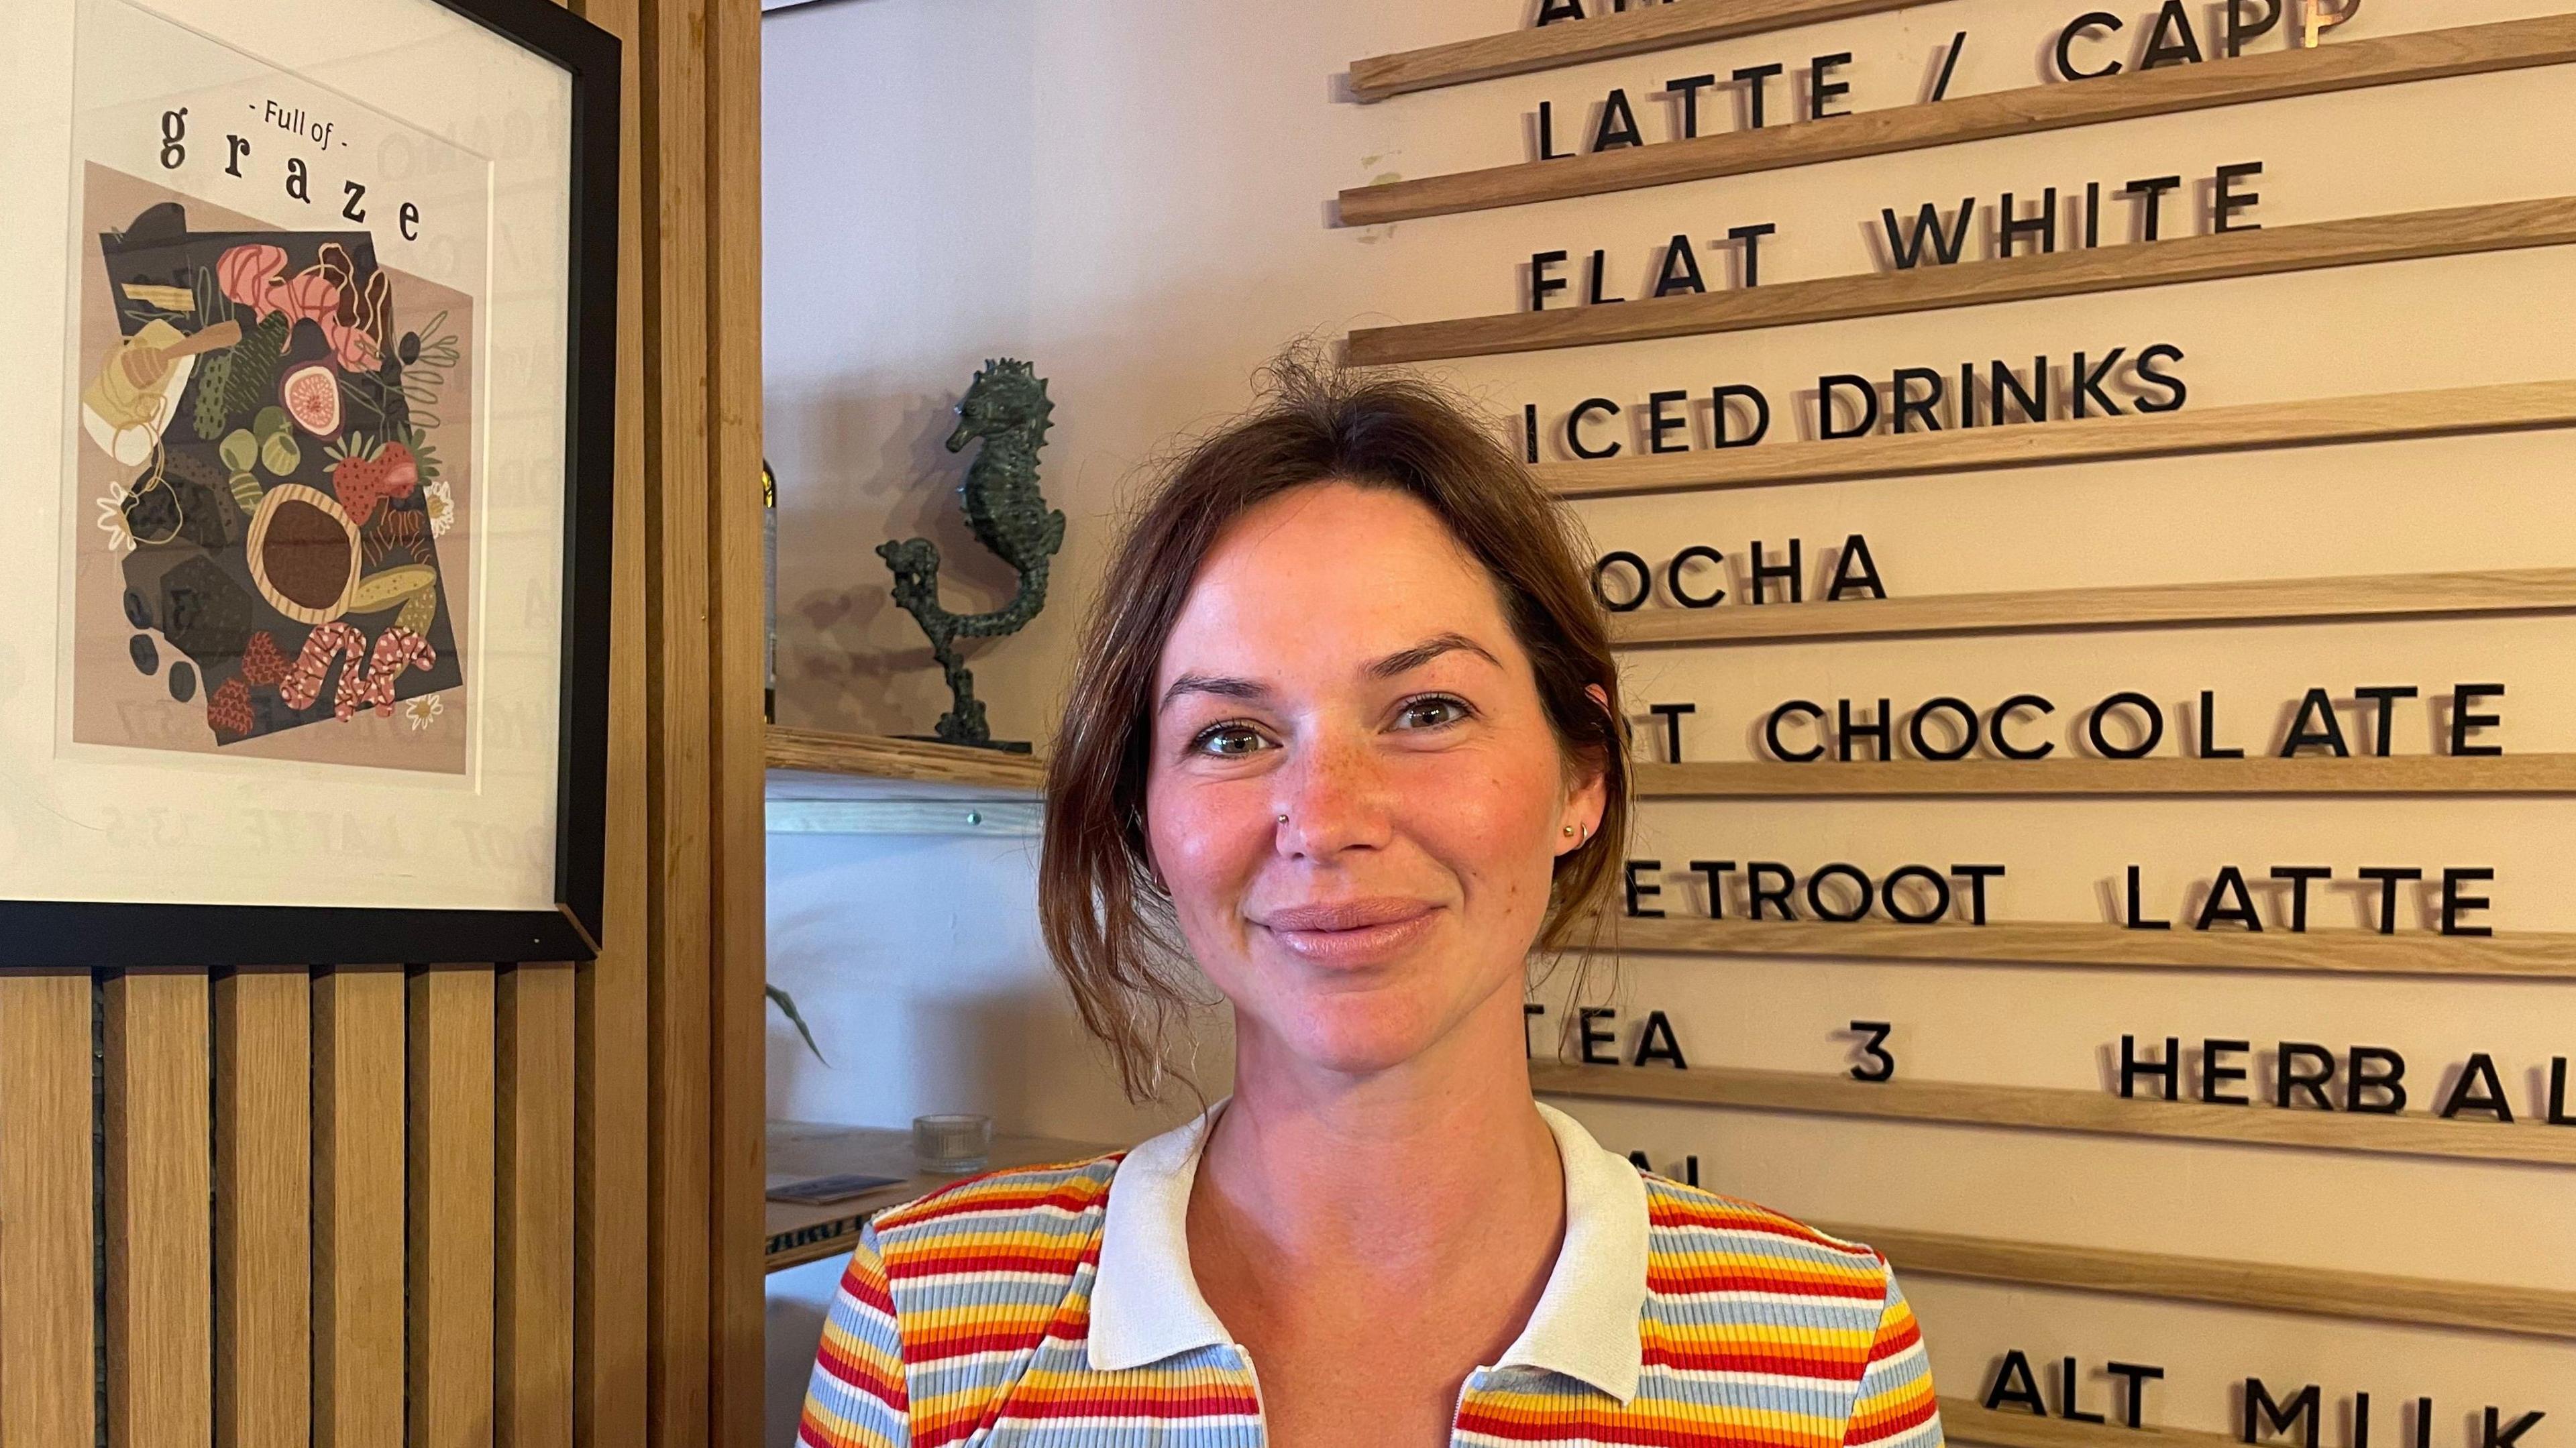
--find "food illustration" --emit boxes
[281,361,341,436]
[72,188,470,757]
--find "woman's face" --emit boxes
[1144,480,1606,1080]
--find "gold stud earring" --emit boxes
[1562,824,1576,836]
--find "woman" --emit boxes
[800,358,1943,1448]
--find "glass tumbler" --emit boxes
[912,1113,993,1174]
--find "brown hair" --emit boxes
[1038,353,1631,1101]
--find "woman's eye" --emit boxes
[1193,723,1267,757]
[1398,695,1470,730]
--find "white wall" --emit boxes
[761,0,2576,1441]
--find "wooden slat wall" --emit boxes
[643,0,718,1435]
[104,971,213,1448]
[214,967,311,1446]
[0,0,764,1440]
[0,972,97,1448]
[708,0,771,1431]
[409,969,498,1448]
[315,967,406,1448]
[566,0,657,1440]
[500,965,577,1448]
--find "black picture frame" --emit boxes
[3,0,622,969]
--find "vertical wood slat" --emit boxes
[500,966,577,1448]
[565,0,655,1441]
[706,0,768,1441]
[313,968,405,1448]
[104,970,213,1448]
[0,972,98,1447]
[213,969,311,1448]
[645,0,717,1438]
[563,0,655,1442]
[409,968,497,1448]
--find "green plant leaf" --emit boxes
[766,984,828,1066]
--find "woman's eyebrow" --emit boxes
[1157,632,1500,714]
[1157,673,1265,713]
[1366,631,1499,680]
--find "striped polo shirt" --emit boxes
[799,1099,1943,1447]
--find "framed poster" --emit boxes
[0,0,618,965]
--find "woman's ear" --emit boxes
[1568,681,1613,839]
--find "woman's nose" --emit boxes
[1269,728,1393,859]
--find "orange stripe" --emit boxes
[1640,1341,1870,1377]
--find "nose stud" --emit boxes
[1277,813,1288,824]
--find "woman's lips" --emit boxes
[1256,896,1442,963]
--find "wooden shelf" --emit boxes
[1343,16,2576,223]
[1348,0,1926,102]
[1609,566,2576,645]
[1815,1223,2576,1340]
[1593,913,2576,980]
[1635,755,2576,797]
[765,726,1047,795]
[1529,1060,2576,1165]
[764,1121,1110,1272]
[1536,380,2576,498]
[1347,195,2576,364]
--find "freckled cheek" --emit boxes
[1147,785,1269,915]
[1421,754,1559,860]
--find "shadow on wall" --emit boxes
[763,830,1229,1139]
[764,1256,841,1448]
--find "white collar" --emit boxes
[1086,1095,1648,1404]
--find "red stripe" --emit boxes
[1869,1316,1923,1356]
[839,1260,896,1317]
[1649,1266,1887,1300]
[812,1337,906,1410]
[906,1324,1054,1364]
[890,1246,1093,1281]
[996,1388,1263,1420]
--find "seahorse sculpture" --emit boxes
[877,358,1066,753]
